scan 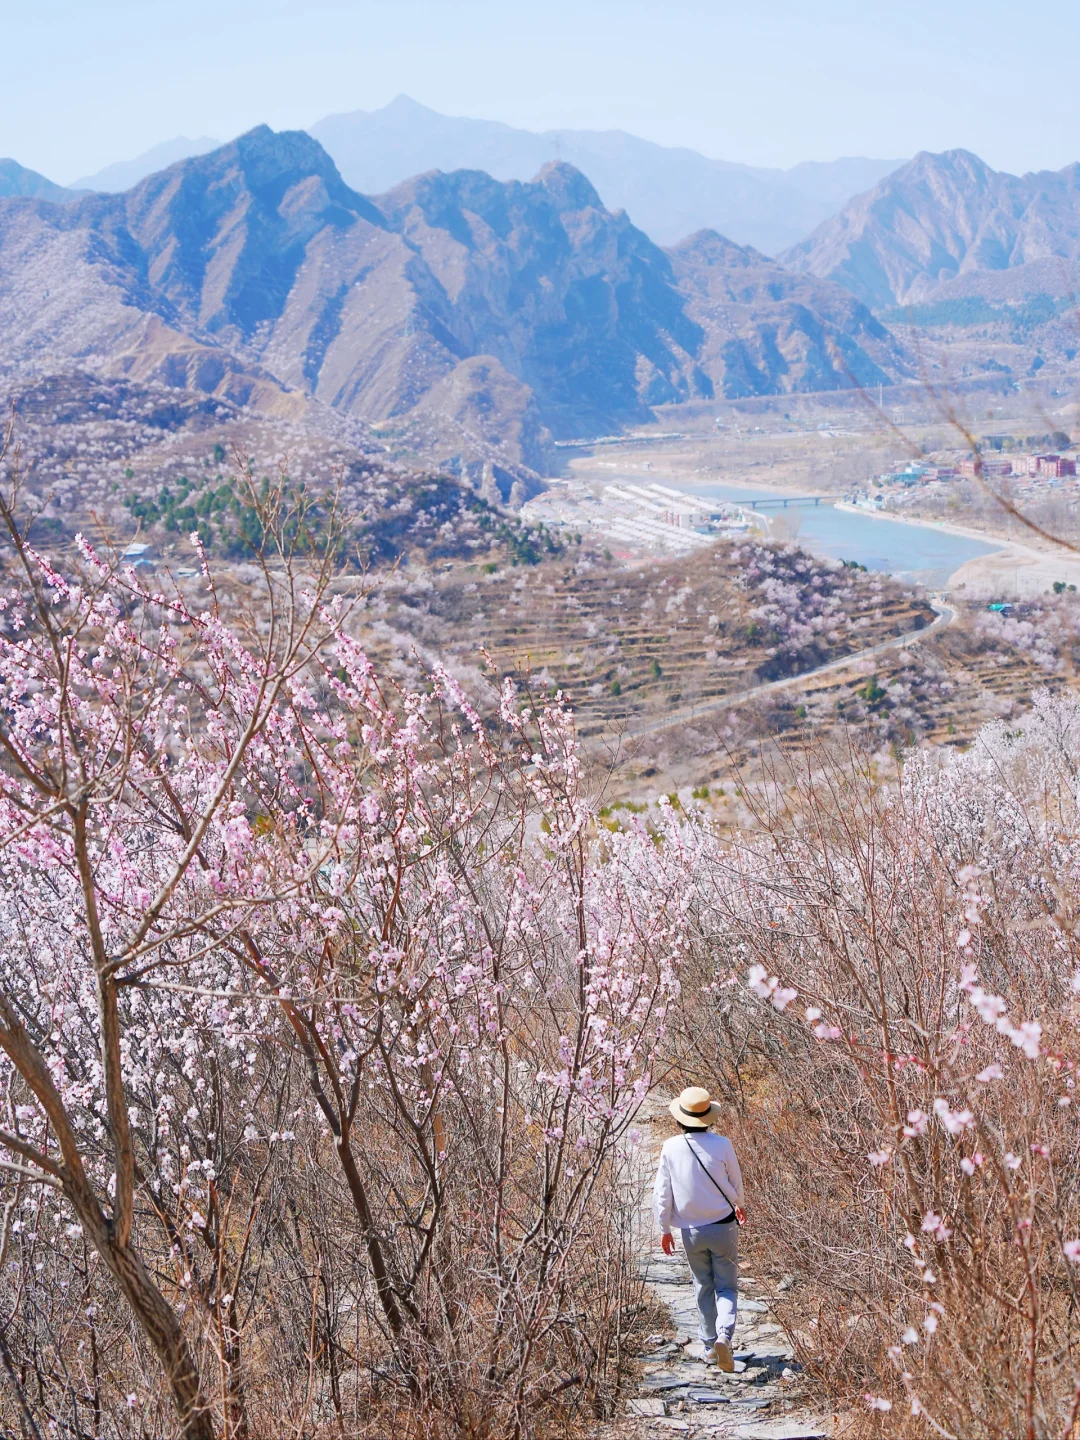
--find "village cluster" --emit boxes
[848,446,1079,511]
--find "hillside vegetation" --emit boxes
[2,484,1080,1439]
[360,539,933,742]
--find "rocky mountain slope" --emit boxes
[373,162,712,435]
[782,149,1080,309]
[669,230,905,396]
[0,127,911,474]
[310,94,902,253]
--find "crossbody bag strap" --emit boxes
[684,1136,737,1219]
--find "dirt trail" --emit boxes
[599,1096,837,1440]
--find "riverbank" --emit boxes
[833,501,1080,596]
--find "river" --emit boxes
[684,480,1001,589]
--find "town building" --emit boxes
[1025,453,1077,478]
[958,458,1012,477]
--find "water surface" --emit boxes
[687,480,1000,589]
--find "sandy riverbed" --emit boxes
[948,543,1080,598]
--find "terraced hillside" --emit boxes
[618,591,1080,803]
[357,540,935,743]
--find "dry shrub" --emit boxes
[673,692,1080,1438]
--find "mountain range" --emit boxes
[307,95,903,253]
[784,149,1080,309]
[0,126,906,473]
[5,121,1079,485]
[46,98,901,255]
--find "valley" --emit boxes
[6,348,1080,812]
[4,45,1080,1440]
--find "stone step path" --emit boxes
[621,1244,830,1439]
[600,1099,836,1440]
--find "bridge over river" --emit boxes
[741,495,829,509]
[687,479,999,586]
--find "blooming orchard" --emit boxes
[0,512,686,1439]
[676,690,1080,1440]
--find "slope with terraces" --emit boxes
[624,594,1080,800]
[357,540,935,744]
[353,541,1078,801]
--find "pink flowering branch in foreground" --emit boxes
[0,451,686,1437]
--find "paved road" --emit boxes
[616,599,955,743]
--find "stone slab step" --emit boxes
[734,1422,827,1439]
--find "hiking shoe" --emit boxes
[710,1341,735,1372]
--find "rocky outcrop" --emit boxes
[782,149,1080,308]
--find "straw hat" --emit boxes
[669,1086,721,1129]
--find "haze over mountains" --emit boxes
[42,98,902,254]
[784,149,1080,309]
[308,95,903,253]
[0,126,906,473]
[71,136,220,194]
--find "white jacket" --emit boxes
[653,1131,744,1234]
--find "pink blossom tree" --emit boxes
[0,447,686,1436]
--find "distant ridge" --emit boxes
[0,158,81,204]
[72,136,220,193]
[309,94,904,253]
[782,149,1080,308]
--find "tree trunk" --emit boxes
[104,1238,215,1440]
[70,1186,214,1440]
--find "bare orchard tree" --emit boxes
[671,702,1080,1439]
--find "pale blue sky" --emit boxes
[5,0,1078,182]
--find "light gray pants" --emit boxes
[681,1220,739,1347]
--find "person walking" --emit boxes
[653,1086,746,1372]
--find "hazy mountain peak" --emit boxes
[382,93,440,117]
[533,161,603,211]
[0,158,81,204]
[72,136,220,193]
[671,229,764,264]
[912,146,987,166]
